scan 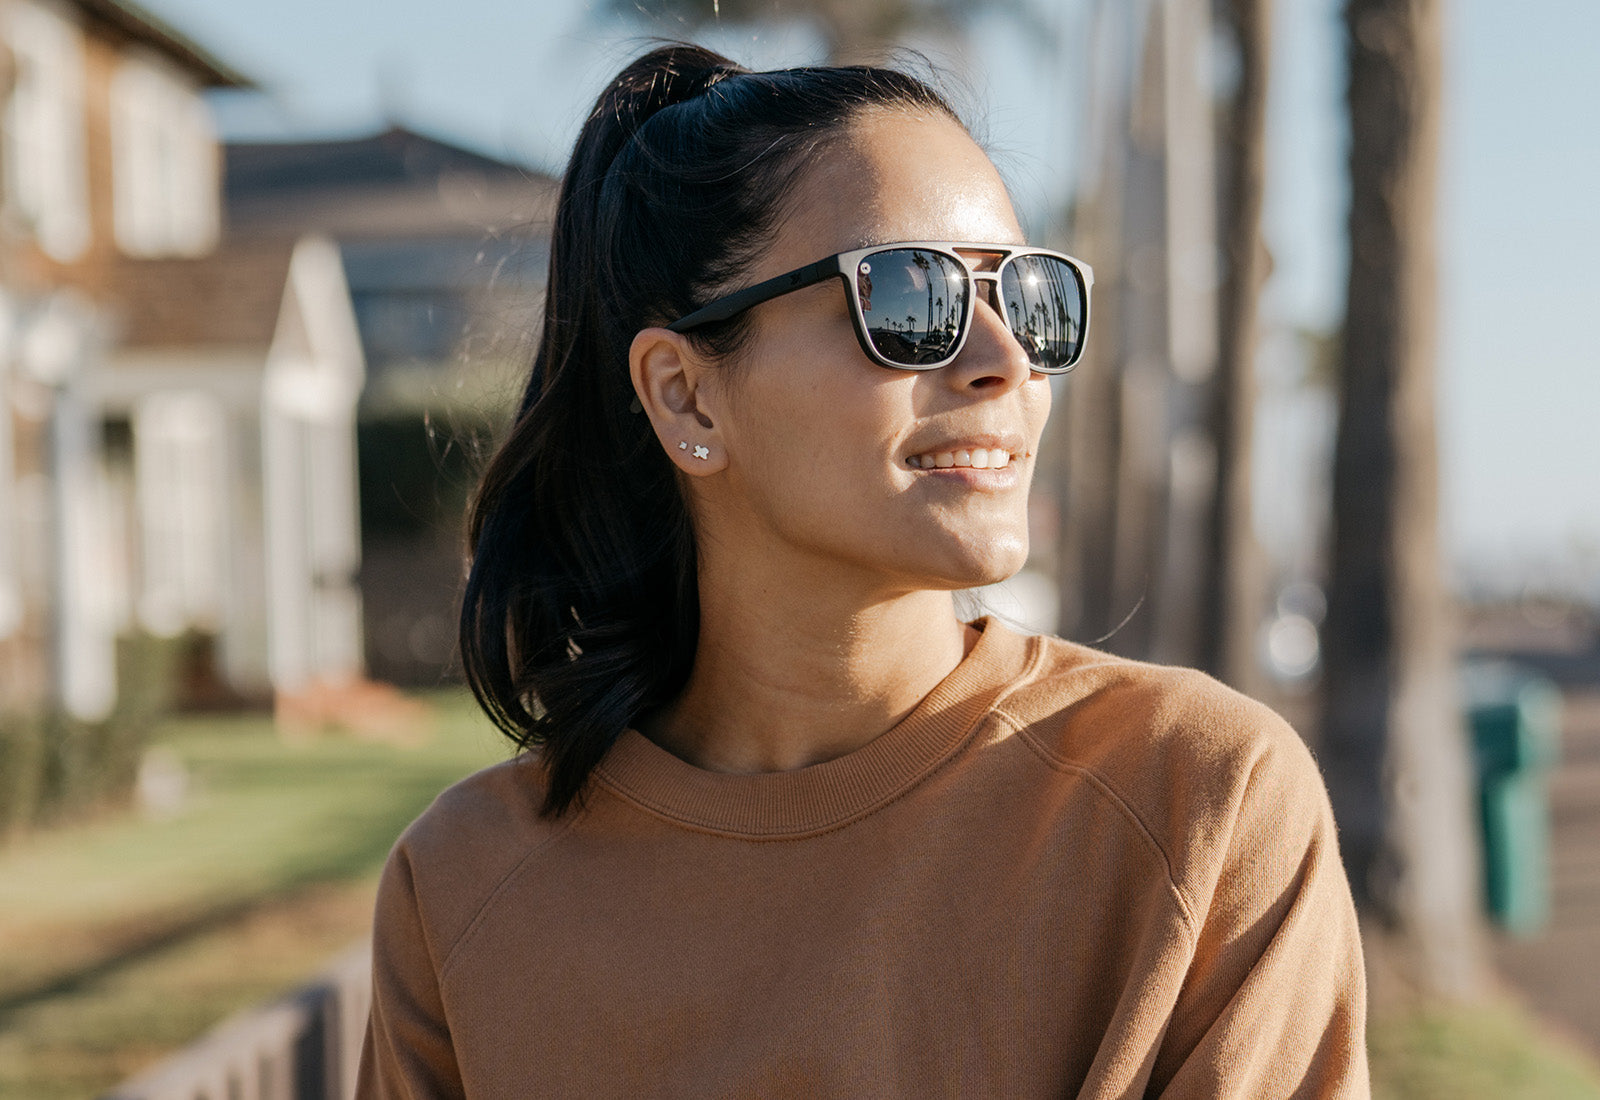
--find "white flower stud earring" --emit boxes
[692,445,710,460]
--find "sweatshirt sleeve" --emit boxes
[356,841,466,1099]
[1150,727,1370,1099]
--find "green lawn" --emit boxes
[1372,999,1600,1100]
[0,691,506,1098]
[3,693,1599,1098]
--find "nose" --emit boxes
[945,282,1034,393]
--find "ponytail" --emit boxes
[460,44,960,816]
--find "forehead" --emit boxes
[767,109,1024,273]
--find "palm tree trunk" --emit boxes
[1199,0,1271,695]
[1321,0,1486,997]
[1056,0,1131,646]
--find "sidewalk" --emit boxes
[1494,687,1600,1054]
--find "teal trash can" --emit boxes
[1461,663,1563,937]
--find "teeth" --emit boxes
[908,448,1015,470]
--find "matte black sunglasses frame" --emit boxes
[666,241,1094,374]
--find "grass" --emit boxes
[3,692,1600,1098]
[0,883,380,1098]
[0,691,506,1099]
[1371,999,1600,1100]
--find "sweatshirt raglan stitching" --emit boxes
[1151,745,1332,1090]
[437,804,586,984]
[993,705,1201,933]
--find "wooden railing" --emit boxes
[102,940,371,1100]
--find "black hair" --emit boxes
[459,44,961,817]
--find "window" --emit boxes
[110,53,220,258]
[1,0,91,262]
[134,390,228,636]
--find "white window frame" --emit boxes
[110,51,220,258]
[2,0,91,262]
[134,389,229,636]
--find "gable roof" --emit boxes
[70,0,252,88]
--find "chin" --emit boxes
[919,533,1030,592]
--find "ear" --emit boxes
[629,327,728,475]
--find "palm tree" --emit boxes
[1198,0,1271,694]
[1056,0,1220,664]
[1320,0,1486,998]
[913,251,933,334]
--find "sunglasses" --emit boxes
[667,241,1093,374]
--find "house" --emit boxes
[0,0,367,721]
[222,127,559,684]
[224,126,556,394]
[91,235,366,701]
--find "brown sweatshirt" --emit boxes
[359,619,1368,1098]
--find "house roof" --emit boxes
[224,126,559,239]
[227,126,546,196]
[103,238,299,350]
[70,0,253,88]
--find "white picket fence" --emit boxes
[102,941,371,1100]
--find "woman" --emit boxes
[359,44,1367,1098]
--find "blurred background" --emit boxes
[0,0,1596,1095]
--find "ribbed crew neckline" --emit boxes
[594,617,1037,838]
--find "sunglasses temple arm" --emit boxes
[666,255,847,333]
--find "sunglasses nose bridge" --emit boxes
[967,270,1004,315]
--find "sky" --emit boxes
[138,0,1600,598]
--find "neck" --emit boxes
[640,572,972,775]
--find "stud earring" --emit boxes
[693,445,709,460]
[678,442,688,450]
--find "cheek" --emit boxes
[721,367,899,512]
[1025,375,1053,441]
[720,309,908,483]
[763,400,898,507]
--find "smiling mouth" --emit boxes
[905,448,1017,470]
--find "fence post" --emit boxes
[101,939,372,1100]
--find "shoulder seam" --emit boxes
[990,630,1049,711]
[1020,631,1049,691]
[992,704,1200,933]
[437,805,585,983]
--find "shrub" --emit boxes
[0,631,184,838]
[0,712,46,836]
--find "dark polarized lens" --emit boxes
[1000,255,1086,371]
[856,249,967,366]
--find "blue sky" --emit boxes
[140,0,1600,596]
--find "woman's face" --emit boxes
[692,108,1052,596]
